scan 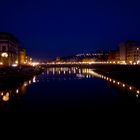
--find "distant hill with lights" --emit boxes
[55,50,109,62]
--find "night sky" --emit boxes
[0,0,140,60]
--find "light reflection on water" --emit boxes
[0,67,139,103]
[83,69,140,98]
[45,67,140,98]
[0,76,37,102]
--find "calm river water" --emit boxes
[0,67,139,113]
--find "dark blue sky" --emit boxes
[0,0,140,59]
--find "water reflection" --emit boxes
[45,67,90,79]
[0,76,37,102]
[45,67,140,98]
[32,76,36,83]
[83,68,140,98]
[2,92,9,101]
[0,67,139,103]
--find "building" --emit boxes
[108,49,120,63]
[119,41,140,64]
[25,55,32,65]
[115,50,120,62]
[119,42,127,63]
[18,47,26,65]
[108,41,140,64]
[127,45,140,64]
[0,32,32,66]
[108,50,116,62]
[0,32,19,66]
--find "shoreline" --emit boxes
[45,64,140,89]
[0,65,43,85]
[0,64,140,89]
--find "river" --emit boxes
[0,67,139,113]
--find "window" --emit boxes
[2,46,6,51]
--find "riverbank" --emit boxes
[90,64,140,89]
[0,65,43,85]
[45,64,140,88]
[1,64,140,89]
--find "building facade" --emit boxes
[119,42,127,63]
[18,48,26,65]
[107,41,140,64]
[108,50,116,62]
[119,41,140,64]
[127,46,140,64]
[0,32,19,66]
[0,32,31,66]
[25,55,32,65]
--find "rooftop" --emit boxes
[0,32,19,43]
